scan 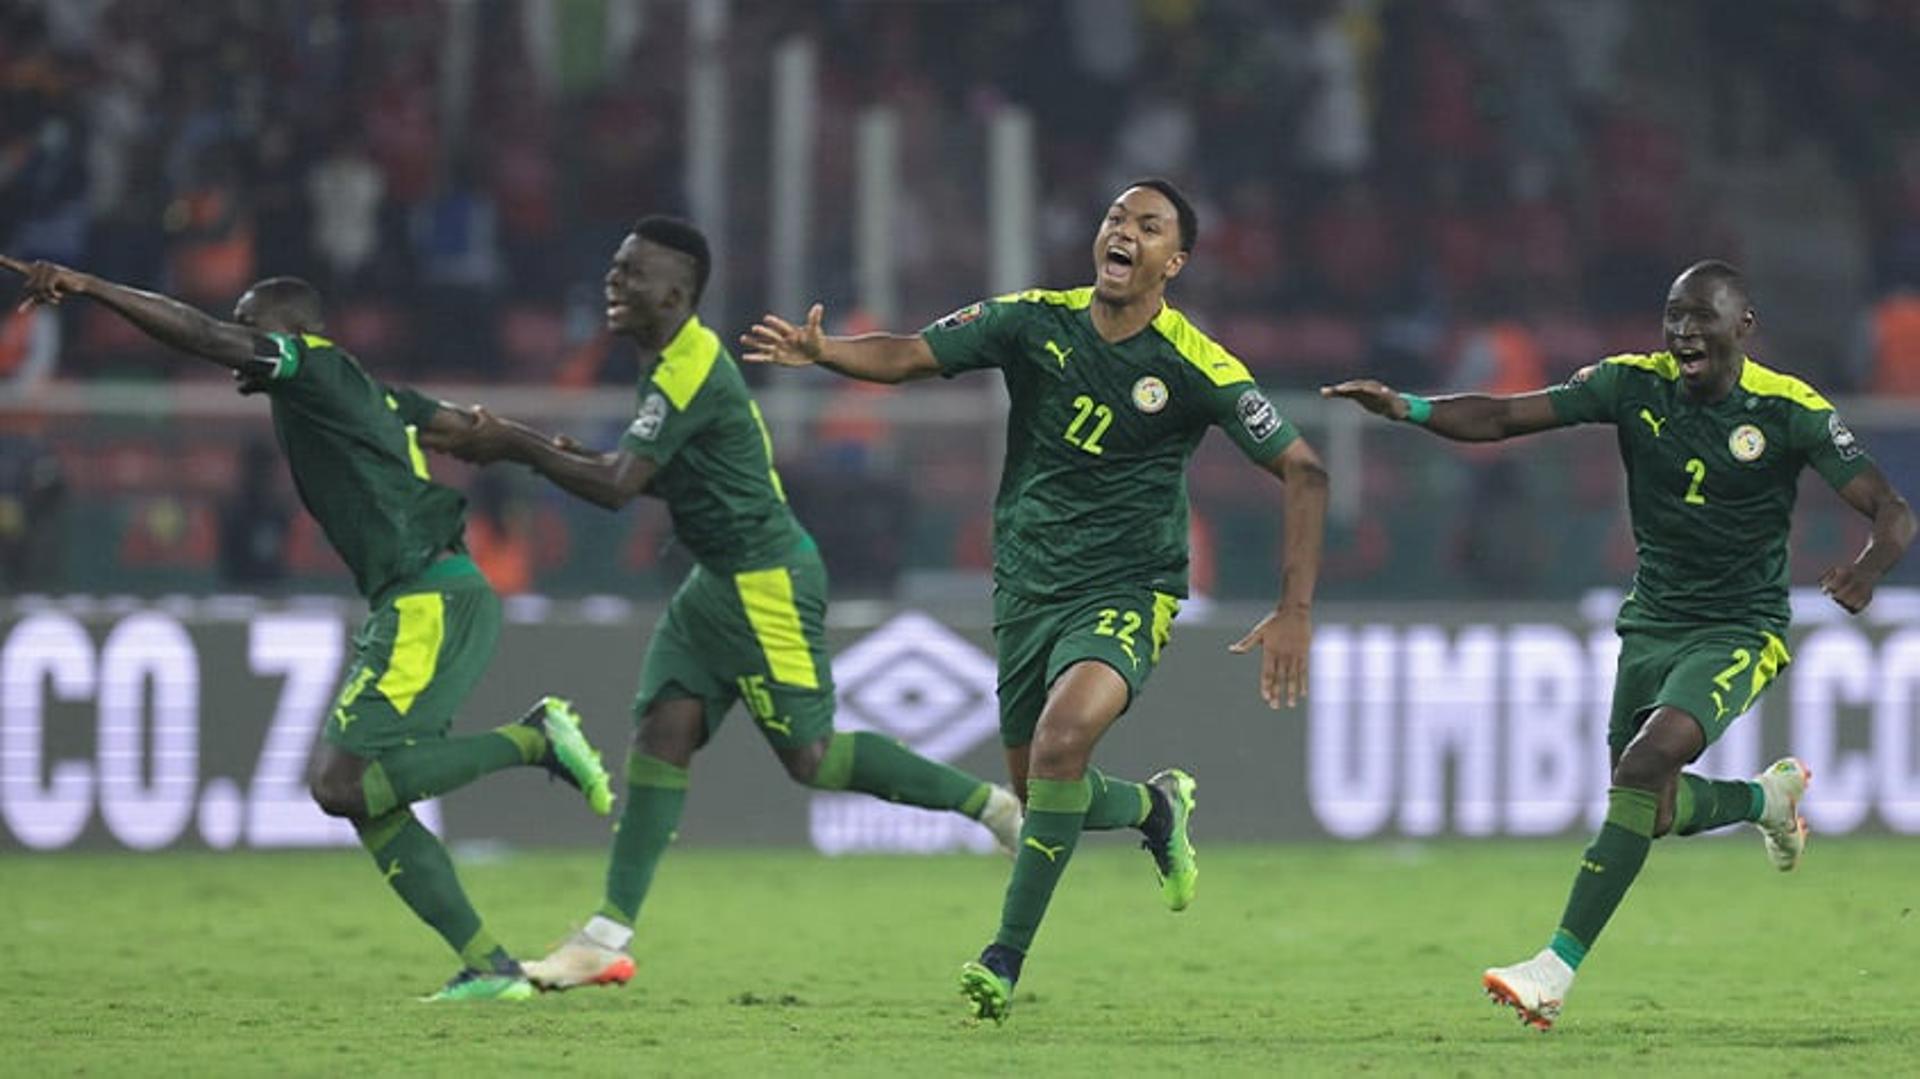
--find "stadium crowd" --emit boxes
[2,0,1918,597]
[5,0,1920,390]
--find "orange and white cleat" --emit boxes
[1482,949,1574,1031]
[522,930,636,991]
[1755,757,1812,872]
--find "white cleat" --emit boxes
[1755,756,1812,872]
[979,784,1023,857]
[522,931,636,991]
[1482,949,1574,1031]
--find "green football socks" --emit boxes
[1080,767,1152,831]
[812,732,992,817]
[362,726,543,818]
[993,776,1091,954]
[600,751,689,926]
[1673,772,1764,836]
[1549,786,1657,970]
[355,809,503,969]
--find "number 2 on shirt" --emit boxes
[1064,394,1113,455]
[1683,457,1707,505]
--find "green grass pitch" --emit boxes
[4,839,1914,1075]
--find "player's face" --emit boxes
[1091,187,1187,305]
[1663,273,1753,398]
[604,235,688,343]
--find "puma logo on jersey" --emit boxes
[1043,340,1073,368]
[1023,836,1067,862]
[1639,409,1666,437]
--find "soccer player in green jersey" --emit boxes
[742,179,1331,1023]
[1,254,616,1003]
[1324,259,1916,1030]
[420,216,1024,991]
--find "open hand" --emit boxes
[1320,379,1408,420]
[1229,606,1312,710]
[740,303,826,367]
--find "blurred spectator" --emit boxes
[0,306,60,388]
[0,436,65,587]
[307,132,386,294]
[466,470,534,595]
[216,438,292,588]
[164,145,255,306]
[1856,288,1920,397]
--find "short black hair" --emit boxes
[243,276,325,331]
[1124,177,1198,253]
[634,215,712,306]
[1677,259,1751,307]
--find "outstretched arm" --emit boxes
[3,254,263,370]
[1819,464,1915,614]
[1321,379,1566,442]
[740,302,941,384]
[1230,437,1330,710]
[420,406,656,511]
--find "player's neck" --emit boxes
[1089,291,1162,343]
[629,310,695,356]
[1683,355,1745,404]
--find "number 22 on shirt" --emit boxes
[1063,394,1113,455]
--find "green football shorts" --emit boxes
[992,584,1181,747]
[633,545,836,751]
[1610,622,1791,756]
[323,556,501,757]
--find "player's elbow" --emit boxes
[1277,442,1329,490]
[1285,455,1329,491]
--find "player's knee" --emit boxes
[636,714,699,767]
[782,744,826,787]
[308,773,364,819]
[1611,738,1685,791]
[1026,727,1091,780]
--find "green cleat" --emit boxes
[521,696,615,815]
[1142,768,1198,911]
[420,968,535,1003]
[959,961,1014,1024]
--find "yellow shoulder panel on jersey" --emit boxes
[991,286,1095,309]
[1151,304,1250,386]
[652,315,721,410]
[299,334,335,350]
[1601,352,1679,379]
[1739,358,1834,411]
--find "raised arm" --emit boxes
[420,406,656,511]
[1229,437,1330,710]
[1818,464,1915,614]
[3,255,262,370]
[1320,379,1566,442]
[740,302,941,384]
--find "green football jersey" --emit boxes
[922,287,1300,600]
[259,332,467,602]
[1547,352,1873,631]
[618,315,807,572]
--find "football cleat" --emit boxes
[1482,949,1574,1031]
[522,931,637,991]
[421,967,535,1003]
[1141,768,1199,911]
[520,696,615,815]
[978,785,1023,858]
[1754,756,1812,872]
[959,960,1014,1024]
